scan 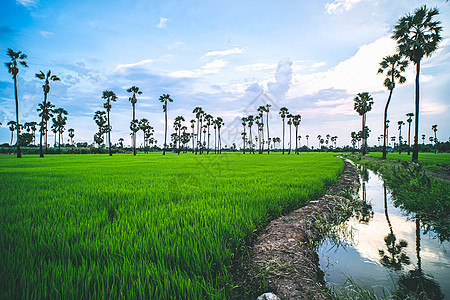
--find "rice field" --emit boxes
[0,152,344,299]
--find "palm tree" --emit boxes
[241,117,248,154]
[406,113,414,155]
[190,119,195,153]
[118,138,124,148]
[306,135,309,148]
[393,5,442,163]
[292,114,301,154]
[173,116,185,154]
[37,101,55,153]
[129,119,140,151]
[257,106,265,153]
[53,108,68,153]
[127,86,142,156]
[279,107,289,154]
[102,90,117,156]
[397,121,405,154]
[326,134,330,151]
[215,117,224,153]
[378,54,408,159]
[247,115,255,154]
[265,104,271,154]
[351,132,357,152]
[432,125,438,148]
[421,134,426,145]
[317,135,322,152]
[192,107,204,154]
[5,49,28,158]
[204,114,213,154]
[159,94,173,155]
[7,120,17,146]
[35,70,60,157]
[68,128,75,145]
[287,114,293,154]
[354,92,374,155]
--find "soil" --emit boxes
[232,158,359,299]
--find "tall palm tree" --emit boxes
[102,90,117,156]
[53,108,68,154]
[377,54,408,159]
[35,70,60,157]
[129,119,140,150]
[351,132,357,152]
[265,104,271,154]
[279,107,289,154]
[241,117,248,154]
[257,106,265,153]
[354,92,374,155]
[306,135,309,148]
[192,107,204,154]
[118,137,124,148]
[5,49,27,158]
[287,114,293,154]
[7,121,17,146]
[247,115,255,154]
[159,94,173,155]
[398,121,405,154]
[127,86,142,156]
[68,128,75,145]
[215,117,224,154]
[292,114,301,154]
[37,101,55,153]
[173,116,185,154]
[406,113,414,155]
[393,5,442,163]
[190,119,195,153]
[431,124,438,145]
[204,114,213,154]
[421,134,426,145]
[317,134,322,152]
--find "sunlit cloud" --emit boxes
[201,47,245,59]
[325,0,363,14]
[156,17,169,29]
[39,30,54,38]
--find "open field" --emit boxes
[366,152,450,173]
[0,152,344,299]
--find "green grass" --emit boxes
[366,152,450,173]
[0,152,344,299]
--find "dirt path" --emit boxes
[233,159,359,299]
[361,156,450,182]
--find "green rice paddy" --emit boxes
[0,153,344,299]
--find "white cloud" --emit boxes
[168,59,228,78]
[235,63,277,72]
[156,17,169,29]
[202,47,245,59]
[39,31,54,38]
[114,59,153,72]
[325,0,362,14]
[16,0,37,8]
[267,58,293,101]
[201,59,227,73]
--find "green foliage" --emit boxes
[0,153,344,299]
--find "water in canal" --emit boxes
[318,166,450,299]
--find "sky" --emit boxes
[1,0,449,149]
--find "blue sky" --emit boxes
[1,0,449,148]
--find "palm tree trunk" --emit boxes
[382,89,393,159]
[163,103,167,155]
[218,127,221,154]
[10,130,13,146]
[288,124,292,154]
[282,119,285,154]
[133,103,136,156]
[207,126,210,154]
[398,127,402,154]
[295,126,298,154]
[412,61,420,163]
[214,127,217,154]
[39,92,48,158]
[58,129,61,154]
[195,119,199,155]
[361,114,365,155]
[242,126,246,154]
[14,76,21,158]
[267,112,270,154]
[407,122,411,155]
[249,127,253,154]
[107,109,112,156]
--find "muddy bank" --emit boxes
[233,158,359,299]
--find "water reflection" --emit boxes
[394,219,444,300]
[378,185,411,271]
[318,167,450,299]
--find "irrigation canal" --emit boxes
[318,166,450,298]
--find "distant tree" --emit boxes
[421,134,426,145]
[406,113,414,155]
[127,86,142,156]
[7,120,17,146]
[190,119,195,153]
[53,108,68,153]
[378,54,408,159]
[432,124,438,144]
[36,70,60,157]
[305,134,309,148]
[102,90,117,156]
[130,119,140,151]
[393,5,442,163]
[292,114,301,154]
[241,117,248,154]
[37,101,55,153]
[287,114,293,154]
[68,128,75,145]
[354,92,374,155]
[215,117,224,154]
[192,107,204,154]
[279,107,289,154]
[173,116,184,154]
[351,131,357,153]
[398,121,405,154]
[5,48,27,158]
[247,115,255,154]
[118,138,124,148]
[159,94,173,155]
[265,104,271,154]
[317,134,322,152]
[204,114,213,154]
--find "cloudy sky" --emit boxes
[1,0,449,148]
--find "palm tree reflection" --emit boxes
[378,185,410,271]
